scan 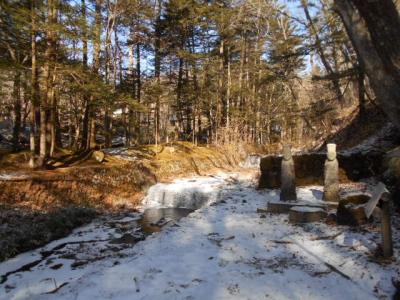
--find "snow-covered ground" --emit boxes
[0,171,399,300]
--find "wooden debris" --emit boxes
[310,231,343,241]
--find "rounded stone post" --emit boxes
[323,143,339,202]
[280,144,297,201]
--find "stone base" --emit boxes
[289,206,327,223]
[267,201,298,214]
[264,200,327,214]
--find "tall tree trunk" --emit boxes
[334,0,400,129]
[89,0,102,149]
[49,72,58,156]
[40,0,57,164]
[12,71,21,151]
[176,56,184,137]
[126,37,135,147]
[154,0,162,145]
[219,38,226,130]
[104,3,115,148]
[29,0,39,167]
[80,0,89,150]
[357,63,366,119]
[81,0,88,67]
[135,44,141,144]
[226,48,231,143]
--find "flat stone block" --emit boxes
[264,200,326,214]
[289,206,327,223]
[267,201,298,214]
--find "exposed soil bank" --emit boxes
[0,142,255,261]
[0,207,97,262]
[0,143,250,209]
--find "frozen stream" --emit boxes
[0,170,399,300]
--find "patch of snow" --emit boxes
[290,206,325,213]
[0,173,29,181]
[239,155,261,168]
[102,147,138,162]
[341,123,396,155]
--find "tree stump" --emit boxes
[336,193,371,226]
[289,206,327,223]
[93,151,105,163]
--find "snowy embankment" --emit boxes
[0,171,399,300]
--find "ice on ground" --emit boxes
[0,171,399,300]
[102,147,138,162]
[142,174,232,209]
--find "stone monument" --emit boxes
[280,144,297,201]
[323,143,339,202]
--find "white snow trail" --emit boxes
[0,171,399,300]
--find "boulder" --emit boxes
[93,151,105,163]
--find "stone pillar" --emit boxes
[323,143,340,202]
[280,144,297,201]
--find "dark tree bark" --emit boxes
[135,43,141,144]
[39,0,58,164]
[357,64,366,119]
[12,71,21,151]
[154,0,162,145]
[334,0,400,129]
[351,0,400,85]
[29,0,39,168]
[82,0,101,150]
